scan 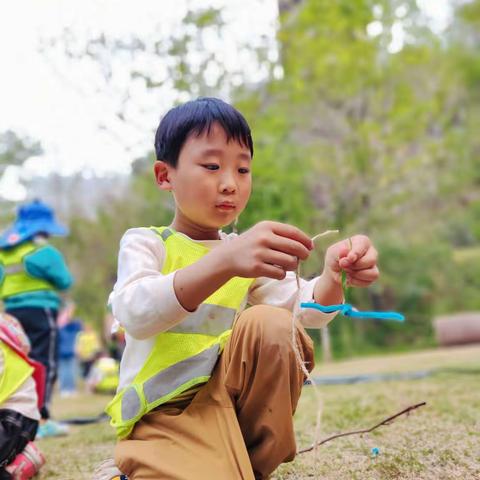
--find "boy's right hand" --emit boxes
[174,221,313,312]
[220,221,313,280]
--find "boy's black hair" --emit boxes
[154,97,253,166]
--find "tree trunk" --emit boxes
[321,326,332,363]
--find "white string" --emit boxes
[291,229,339,468]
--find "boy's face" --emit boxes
[156,122,252,238]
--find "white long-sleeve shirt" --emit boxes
[110,228,337,390]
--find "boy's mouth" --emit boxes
[216,202,236,211]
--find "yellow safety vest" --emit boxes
[76,331,101,361]
[92,357,119,394]
[106,227,254,439]
[0,242,54,299]
[0,341,34,406]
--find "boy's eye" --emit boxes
[238,168,250,174]
[202,164,219,171]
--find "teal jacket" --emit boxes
[0,242,73,311]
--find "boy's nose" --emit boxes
[219,176,237,194]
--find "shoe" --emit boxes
[60,390,78,398]
[92,458,127,480]
[5,441,45,479]
[36,419,69,439]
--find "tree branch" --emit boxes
[298,401,426,454]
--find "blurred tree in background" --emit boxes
[0,130,42,171]
[6,0,478,357]
[236,0,480,355]
[0,131,43,223]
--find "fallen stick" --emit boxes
[298,401,426,454]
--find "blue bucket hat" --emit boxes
[0,199,69,248]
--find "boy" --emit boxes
[106,97,379,479]
[0,200,73,436]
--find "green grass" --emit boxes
[38,345,480,479]
[453,246,480,263]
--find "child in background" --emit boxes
[86,354,119,395]
[0,200,73,437]
[103,310,125,362]
[105,98,380,479]
[57,302,83,397]
[0,313,45,479]
[76,323,101,380]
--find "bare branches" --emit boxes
[298,401,427,454]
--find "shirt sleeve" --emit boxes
[24,245,73,290]
[109,228,192,340]
[248,271,338,328]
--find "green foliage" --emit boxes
[45,0,480,355]
[55,176,173,326]
[0,130,42,170]
[0,130,43,225]
[232,1,476,355]
[443,246,480,312]
[184,7,223,28]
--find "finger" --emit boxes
[325,241,350,272]
[326,240,350,273]
[337,239,351,260]
[347,266,379,283]
[340,248,378,271]
[269,221,314,251]
[259,263,287,280]
[348,235,371,262]
[268,234,311,261]
[340,235,371,265]
[263,250,299,271]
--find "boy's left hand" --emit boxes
[323,235,379,287]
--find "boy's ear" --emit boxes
[154,161,173,191]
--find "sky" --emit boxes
[0,0,451,200]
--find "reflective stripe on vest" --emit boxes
[159,228,173,241]
[121,343,219,421]
[0,341,34,406]
[0,242,54,299]
[106,227,254,439]
[4,264,24,275]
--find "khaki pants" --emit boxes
[115,305,314,480]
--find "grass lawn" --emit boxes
[38,345,480,479]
